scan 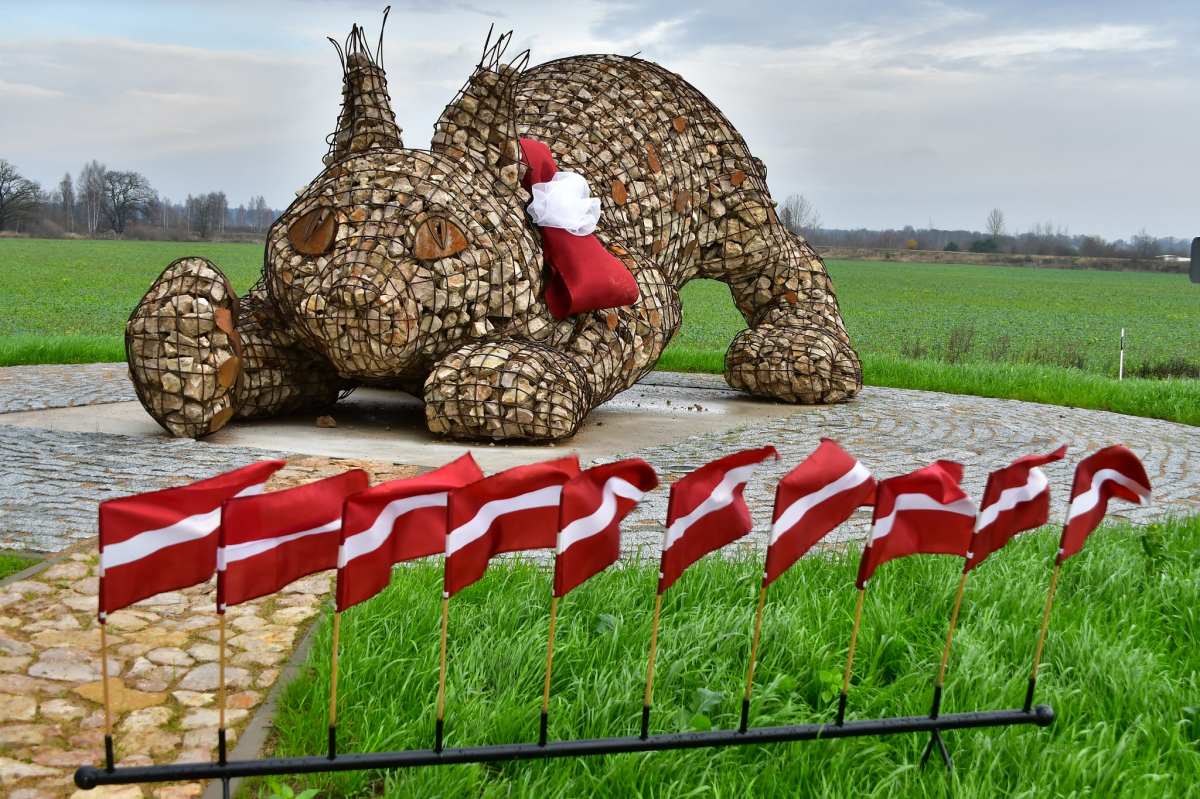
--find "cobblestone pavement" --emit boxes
[0,365,135,414]
[604,376,1200,554]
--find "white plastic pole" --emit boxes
[1119,329,1125,381]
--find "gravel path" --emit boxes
[1,365,1196,555]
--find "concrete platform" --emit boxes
[0,372,805,471]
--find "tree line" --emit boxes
[779,195,1190,260]
[0,158,281,241]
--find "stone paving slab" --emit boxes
[0,365,135,415]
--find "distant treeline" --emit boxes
[0,158,284,241]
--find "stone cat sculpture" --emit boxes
[125,24,862,442]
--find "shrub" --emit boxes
[943,241,960,252]
[968,238,999,253]
[904,239,918,250]
[1131,357,1199,380]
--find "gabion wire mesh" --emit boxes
[125,258,243,439]
[127,18,861,443]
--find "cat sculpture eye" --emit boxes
[288,209,336,255]
[414,217,469,260]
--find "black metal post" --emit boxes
[739,699,750,734]
[1023,677,1037,713]
[104,735,114,773]
[434,717,444,754]
[328,725,337,760]
[75,705,1054,789]
[538,712,549,748]
[218,728,227,767]
[920,730,953,771]
[640,704,650,740]
[835,691,848,726]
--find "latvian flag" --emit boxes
[764,440,875,586]
[444,456,581,597]
[336,454,484,612]
[218,469,369,611]
[856,461,976,588]
[965,447,1066,571]
[1058,445,1151,563]
[98,459,286,621]
[658,447,779,593]
[554,459,658,597]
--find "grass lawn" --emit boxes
[0,551,39,581]
[3,240,1198,426]
[268,515,1200,797]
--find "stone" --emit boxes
[0,724,59,745]
[31,747,102,767]
[256,668,280,688]
[173,748,212,764]
[119,706,173,732]
[79,710,107,730]
[27,659,97,683]
[69,786,143,799]
[0,756,61,784]
[271,606,318,625]
[316,415,337,428]
[172,690,215,707]
[0,692,37,721]
[11,789,54,799]
[70,729,106,747]
[40,699,86,720]
[62,596,98,613]
[232,650,285,668]
[106,609,158,631]
[153,784,204,799]
[185,643,228,662]
[230,615,266,632]
[42,562,90,581]
[0,656,31,673]
[0,673,68,696]
[32,629,115,650]
[131,627,189,648]
[5,581,53,596]
[175,663,249,692]
[146,647,195,667]
[228,626,296,652]
[119,728,181,756]
[181,726,236,749]
[0,639,34,656]
[135,592,187,607]
[283,574,331,594]
[116,754,153,767]
[226,690,262,710]
[74,679,166,712]
[179,707,248,729]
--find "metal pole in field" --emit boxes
[739,584,768,733]
[328,611,342,759]
[435,596,449,753]
[837,587,866,726]
[539,596,559,747]
[920,568,969,770]
[1024,563,1061,712]
[218,614,228,766]
[1119,329,1125,380]
[100,622,114,772]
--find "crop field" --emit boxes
[267,516,1200,798]
[3,240,1198,423]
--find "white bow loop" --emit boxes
[527,172,602,236]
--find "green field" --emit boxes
[2,240,1198,425]
[268,516,1200,798]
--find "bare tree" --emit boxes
[1130,228,1162,259]
[985,208,1005,239]
[780,193,822,240]
[249,195,270,232]
[0,160,42,231]
[58,173,75,233]
[76,161,107,235]
[102,170,156,234]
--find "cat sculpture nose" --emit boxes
[329,275,381,309]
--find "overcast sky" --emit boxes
[2,1,1196,240]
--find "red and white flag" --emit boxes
[218,469,369,611]
[658,447,779,593]
[444,456,580,597]
[336,454,484,612]
[856,461,976,588]
[1058,445,1150,564]
[553,459,658,597]
[965,447,1066,571]
[98,459,286,621]
[764,440,875,586]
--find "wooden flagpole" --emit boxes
[539,596,559,747]
[435,596,449,752]
[1024,562,1061,712]
[218,613,228,766]
[836,587,866,726]
[739,584,768,733]
[933,570,969,714]
[640,592,663,740]
[328,611,342,759]
[100,622,114,772]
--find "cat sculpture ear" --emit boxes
[324,13,403,166]
[430,29,530,196]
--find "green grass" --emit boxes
[0,551,40,580]
[0,239,263,365]
[270,517,1200,798]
